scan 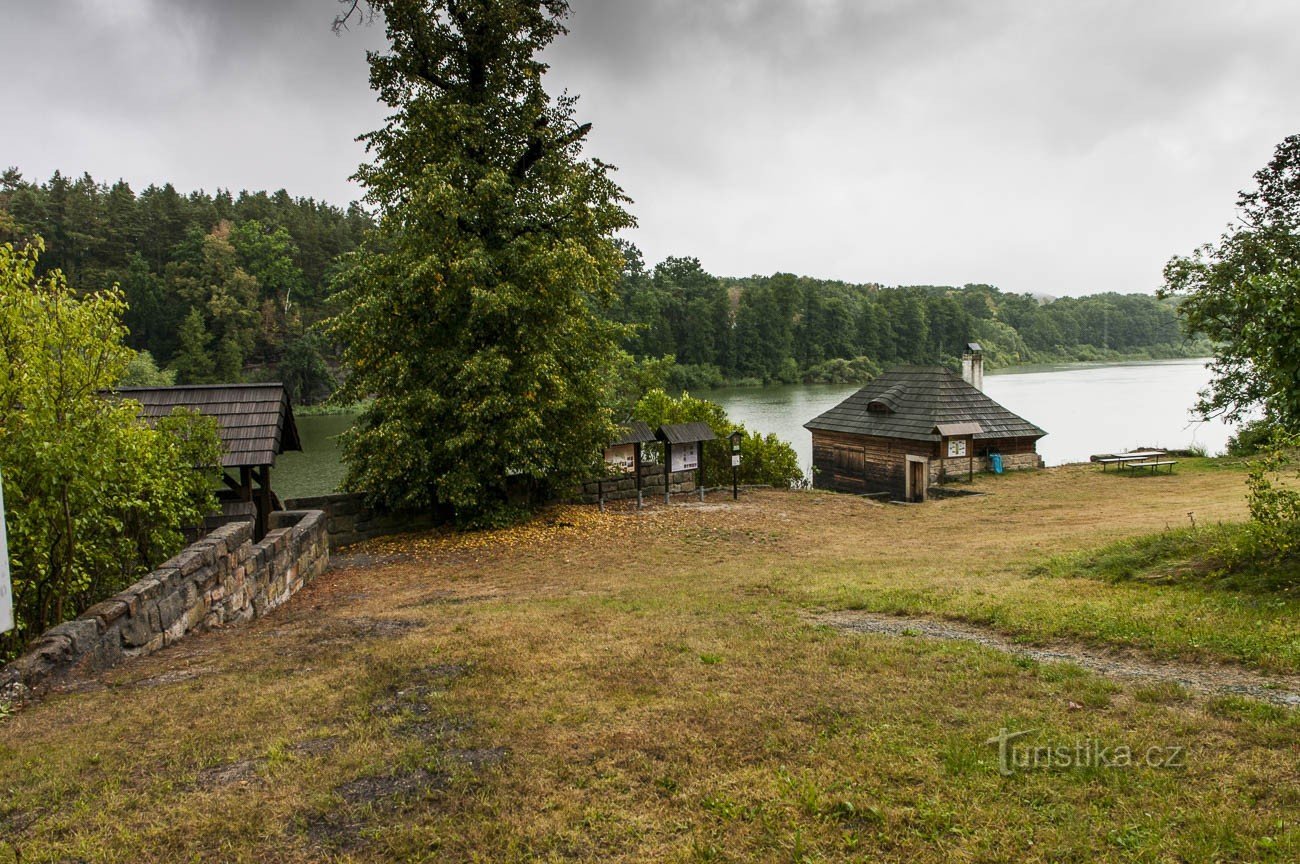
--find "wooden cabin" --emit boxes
[119,384,301,539]
[804,356,1044,502]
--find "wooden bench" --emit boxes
[1126,459,1178,475]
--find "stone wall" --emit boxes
[935,452,1042,482]
[1,509,328,700]
[576,464,698,504]
[283,492,440,548]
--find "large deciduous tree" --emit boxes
[328,0,633,519]
[1161,133,1300,432]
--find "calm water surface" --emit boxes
[273,359,1237,497]
[703,358,1237,476]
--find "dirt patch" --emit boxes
[401,590,500,608]
[289,737,341,757]
[373,667,468,718]
[328,552,414,571]
[342,617,427,639]
[817,611,1300,708]
[398,717,472,742]
[449,747,508,771]
[195,757,264,790]
[336,768,447,805]
[302,811,370,853]
[133,667,213,688]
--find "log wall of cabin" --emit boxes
[811,431,938,498]
[812,430,1042,497]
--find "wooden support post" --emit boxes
[665,441,676,501]
[634,445,643,510]
[254,465,272,541]
[698,440,705,501]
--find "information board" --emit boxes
[603,443,636,472]
[0,472,12,634]
[670,442,699,472]
[947,438,968,458]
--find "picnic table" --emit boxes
[1097,450,1177,474]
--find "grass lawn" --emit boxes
[2,459,1299,862]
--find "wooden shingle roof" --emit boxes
[804,366,1045,443]
[119,384,302,468]
[610,420,656,446]
[655,422,717,445]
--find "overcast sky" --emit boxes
[3,0,1298,296]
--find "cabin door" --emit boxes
[906,457,927,503]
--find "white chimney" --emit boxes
[961,343,984,391]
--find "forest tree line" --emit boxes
[612,244,1208,390]
[1,169,1207,402]
[0,169,370,402]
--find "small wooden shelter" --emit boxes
[655,422,716,503]
[602,420,657,506]
[804,363,1044,502]
[120,384,301,539]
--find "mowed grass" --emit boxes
[2,459,1300,862]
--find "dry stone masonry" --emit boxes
[1,509,328,701]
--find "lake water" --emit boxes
[703,358,1238,475]
[273,358,1238,497]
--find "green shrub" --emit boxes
[801,356,881,385]
[1227,419,1276,457]
[633,389,803,488]
[0,240,221,658]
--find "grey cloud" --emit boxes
[3,1,1299,294]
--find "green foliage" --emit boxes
[1243,436,1300,561]
[328,0,633,520]
[0,169,371,389]
[0,240,220,657]
[612,249,1200,384]
[632,389,803,488]
[1162,133,1300,432]
[800,356,880,385]
[170,307,215,383]
[666,362,724,392]
[1227,419,1277,457]
[277,332,335,405]
[120,350,176,387]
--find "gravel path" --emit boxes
[816,611,1300,708]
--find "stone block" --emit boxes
[81,598,130,632]
[156,591,186,631]
[119,606,156,648]
[135,576,165,603]
[45,619,100,656]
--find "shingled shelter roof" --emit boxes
[655,422,717,445]
[118,384,302,468]
[804,366,1045,443]
[610,420,657,446]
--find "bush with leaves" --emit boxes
[1238,435,1300,561]
[801,356,881,385]
[632,389,803,488]
[0,240,220,658]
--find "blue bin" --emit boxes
[990,453,1004,474]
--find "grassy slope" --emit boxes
[2,461,1299,862]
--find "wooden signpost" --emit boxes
[729,430,743,500]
